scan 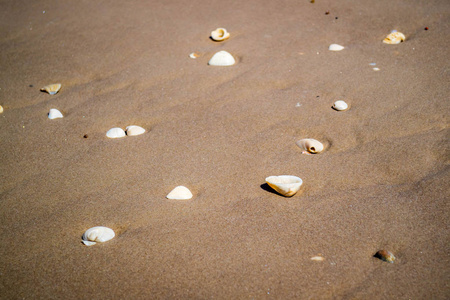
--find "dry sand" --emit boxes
[0,0,449,298]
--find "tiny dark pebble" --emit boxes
[29,84,33,87]
[424,27,429,30]
[325,11,330,15]
[374,250,395,263]
[316,95,320,98]
[310,0,315,3]
[83,134,88,138]
[335,17,338,19]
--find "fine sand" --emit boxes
[0,0,449,298]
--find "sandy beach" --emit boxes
[0,0,449,298]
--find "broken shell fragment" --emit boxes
[0,105,3,113]
[82,226,115,246]
[40,83,61,95]
[126,125,146,136]
[106,127,126,139]
[383,32,405,44]
[296,139,324,154]
[211,28,230,41]
[208,51,236,66]
[311,256,325,261]
[374,250,396,263]
[189,52,200,59]
[329,44,344,51]
[332,100,349,111]
[166,186,193,200]
[48,108,63,119]
[265,175,303,197]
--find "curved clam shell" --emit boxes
[48,108,63,119]
[296,139,324,154]
[106,127,126,139]
[332,100,349,111]
[265,175,303,197]
[374,250,396,263]
[166,186,193,200]
[329,44,344,51]
[383,32,405,44]
[208,51,236,66]
[126,125,146,136]
[41,83,61,95]
[211,28,230,41]
[82,226,115,246]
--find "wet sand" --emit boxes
[0,0,449,298]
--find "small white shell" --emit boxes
[208,51,236,66]
[82,226,115,246]
[332,100,349,111]
[106,127,126,138]
[329,44,344,51]
[265,175,303,197]
[0,105,3,113]
[126,125,146,136]
[48,108,63,119]
[41,83,61,95]
[383,32,405,44]
[189,52,200,59]
[211,28,230,41]
[296,139,324,154]
[311,256,325,261]
[166,186,193,200]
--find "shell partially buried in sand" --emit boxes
[211,28,230,41]
[265,175,303,197]
[332,100,349,111]
[106,127,126,138]
[40,83,61,95]
[48,108,63,119]
[82,226,115,246]
[329,44,344,51]
[166,186,193,200]
[126,125,146,136]
[208,51,236,66]
[383,32,405,44]
[296,139,324,154]
[0,105,3,113]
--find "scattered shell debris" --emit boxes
[329,44,344,51]
[48,108,63,119]
[374,250,396,263]
[208,51,236,66]
[296,139,324,154]
[311,256,325,261]
[210,28,230,41]
[383,32,405,44]
[167,186,193,200]
[82,226,115,246]
[265,175,303,197]
[106,127,126,139]
[332,100,349,111]
[40,83,61,95]
[189,52,200,59]
[126,125,146,136]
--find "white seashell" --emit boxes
[82,226,115,246]
[126,125,146,136]
[311,256,325,261]
[166,186,193,200]
[383,32,405,44]
[0,105,3,113]
[211,28,230,41]
[48,108,63,119]
[189,52,200,59]
[373,67,380,71]
[265,175,303,197]
[332,100,349,111]
[106,127,126,138]
[329,44,344,51]
[296,139,324,154]
[40,83,61,95]
[208,51,236,66]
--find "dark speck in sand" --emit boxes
[425,27,429,30]
[29,84,33,87]
[83,134,88,138]
[335,17,338,19]
[325,11,330,15]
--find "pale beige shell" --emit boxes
[332,100,349,111]
[126,125,146,136]
[0,105,3,113]
[311,256,325,261]
[329,44,344,51]
[41,83,61,95]
[166,186,193,200]
[48,108,63,119]
[106,127,126,138]
[211,28,230,41]
[189,52,200,59]
[265,175,303,197]
[208,51,236,66]
[383,32,405,44]
[82,226,115,246]
[296,139,324,154]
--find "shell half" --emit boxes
[211,28,230,41]
[296,139,324,154]
[48,108,63,119]
[374,250,396,263]
[332,100,349,111]
[106,127,126,138]
[329,44,344,51]
[383,32,405,44]
[265,175,303,197]
[82,226,115,246]
[126,125,146,136]
[208,51,236,66]
[166,186,193,200]
[41,83,61,95]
